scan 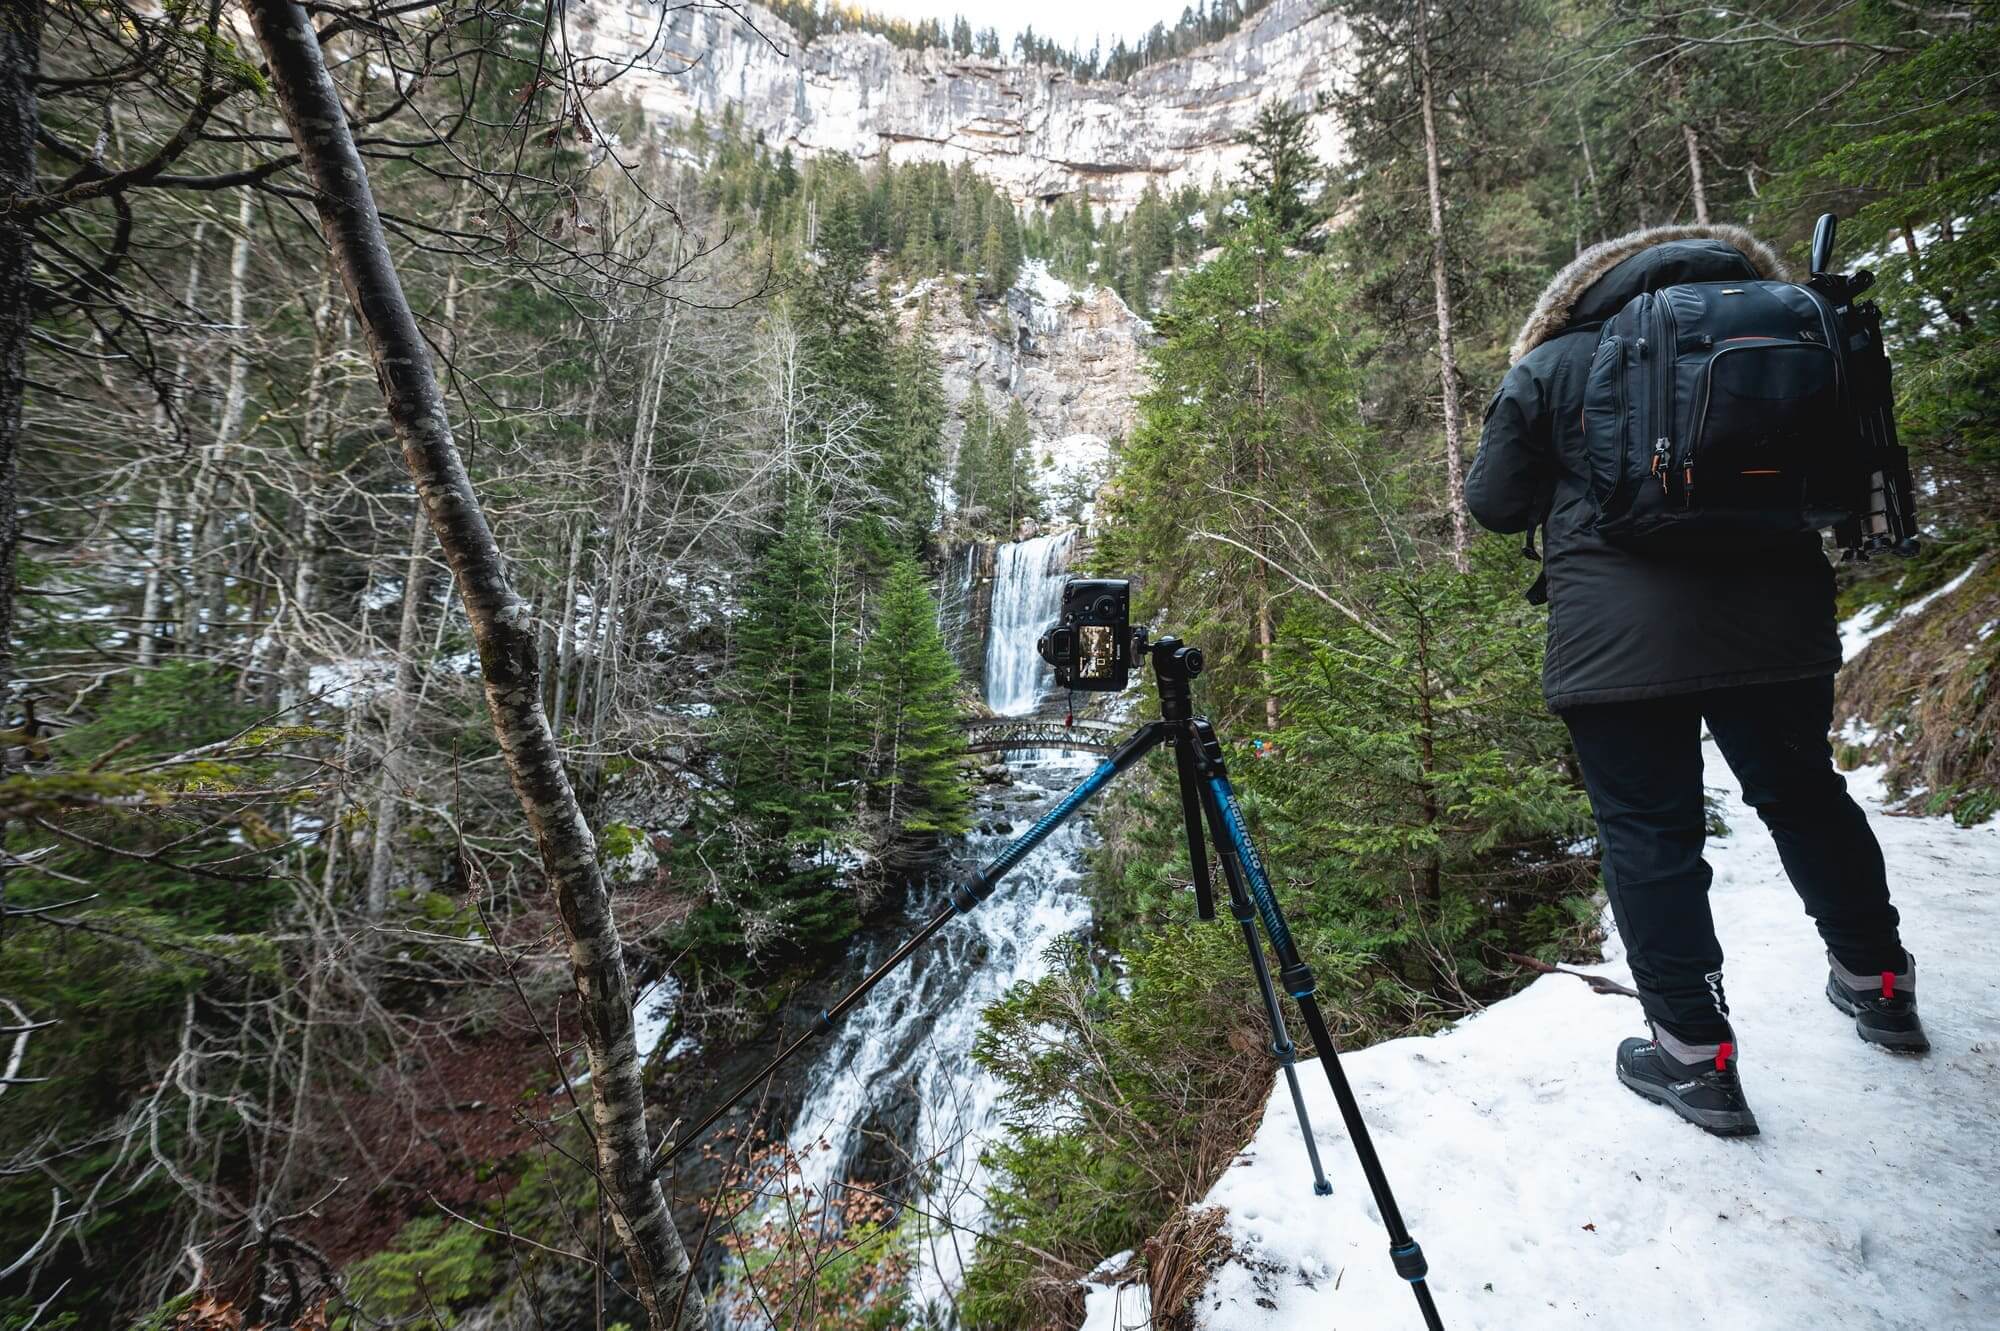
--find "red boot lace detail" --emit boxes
[1714,1041,1734,1072]
[1881,971,1896,1000]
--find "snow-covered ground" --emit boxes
[1182,741,1999,1331]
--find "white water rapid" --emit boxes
[982,531,1075,716]
[776,532,1098,1324]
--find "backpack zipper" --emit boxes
[1654,295,1679,503]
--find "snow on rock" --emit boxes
[1195,741,2000,1331]
[1037,432,1114,522]
[899,269,1149,489]
[1019,257,1080,317]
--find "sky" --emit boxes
[846,2,1200,53]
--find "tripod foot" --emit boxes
[1313,1179,1332,1197]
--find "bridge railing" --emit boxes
[956,716,1122,755]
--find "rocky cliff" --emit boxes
[568,0,1350,215]
[892,261,1147,532]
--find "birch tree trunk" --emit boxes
[137,482,175,668]
[1415,5,1471,573]
[245,6,704,1324]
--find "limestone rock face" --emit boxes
[892,263,1148,527]
[567,0,1349,215]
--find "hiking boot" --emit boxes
[1616,1033,1760,1138]
[1826,953,1929,1053]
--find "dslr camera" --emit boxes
[1037,578,1133,692]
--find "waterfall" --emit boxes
[771,530,1096,1324]
[982,530,1075,716]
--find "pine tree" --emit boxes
[1238,99,1323,242]
[953,380,995,519]
[979,217,1008,297]
[884,301,949,545]
[801,190,891,410]
[994,396,1043,536]
[711,495,865,953]
[1097,209,1364,730]
[858,557,973,865]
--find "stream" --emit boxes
[776,529,1098,1321]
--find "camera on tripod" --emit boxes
[1037,578,1134,692]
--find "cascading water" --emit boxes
[982,530,1076,716]
[774,531,1097,1324]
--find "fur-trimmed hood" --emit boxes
[1509,223,1791,363]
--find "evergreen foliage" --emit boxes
[858,559,974,868]
[758,0,1278,82]
[1097,206,1364,729]
[700,495,865,958]
[1238,99,1325,242]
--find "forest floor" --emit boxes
[1097,740,2000,1331]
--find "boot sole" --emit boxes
[1616,1064,1761,1138]
[1825,979,1931,1053]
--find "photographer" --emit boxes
[1465,223,1927,1139]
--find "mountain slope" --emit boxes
[1167,741,2000,1330]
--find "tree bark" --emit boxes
[365,507,429,919]
[183,188,257,648]
[144,230,209,668]
[0,5,40,712]
[1657,4,1710,224]
[1414,5,1471,573]
[244,5,704,1325]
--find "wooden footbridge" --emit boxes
[957,716,1122,756]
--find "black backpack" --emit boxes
[1576,214,1917,557]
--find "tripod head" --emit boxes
[1134,629,1205,709]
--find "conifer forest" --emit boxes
[0,2,1994,1329]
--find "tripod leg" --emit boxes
[1232,895,1332,1196]
[1176,735,1331,1195]
[1197,746,1446,1331]
[1292,992,1446,1331]
[1172,729,1215,920]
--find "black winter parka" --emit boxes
[1465,224,1841,711]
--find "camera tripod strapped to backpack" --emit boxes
[659,578,1449,1330]
[1576,211,1921,559]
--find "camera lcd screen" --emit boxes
[1076,624,1116,682]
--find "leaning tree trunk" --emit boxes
[0,5,40,714]
[1415,5,1471,573]
[244,5,704,1325]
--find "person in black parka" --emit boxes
[1467,223,1928,1138]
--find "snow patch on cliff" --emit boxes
[1188,741,2000,1330]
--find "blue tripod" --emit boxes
[658,632,1444,1329]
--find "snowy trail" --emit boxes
[1184,741,2000,1331]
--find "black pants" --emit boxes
[1563,675,1904,1043]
